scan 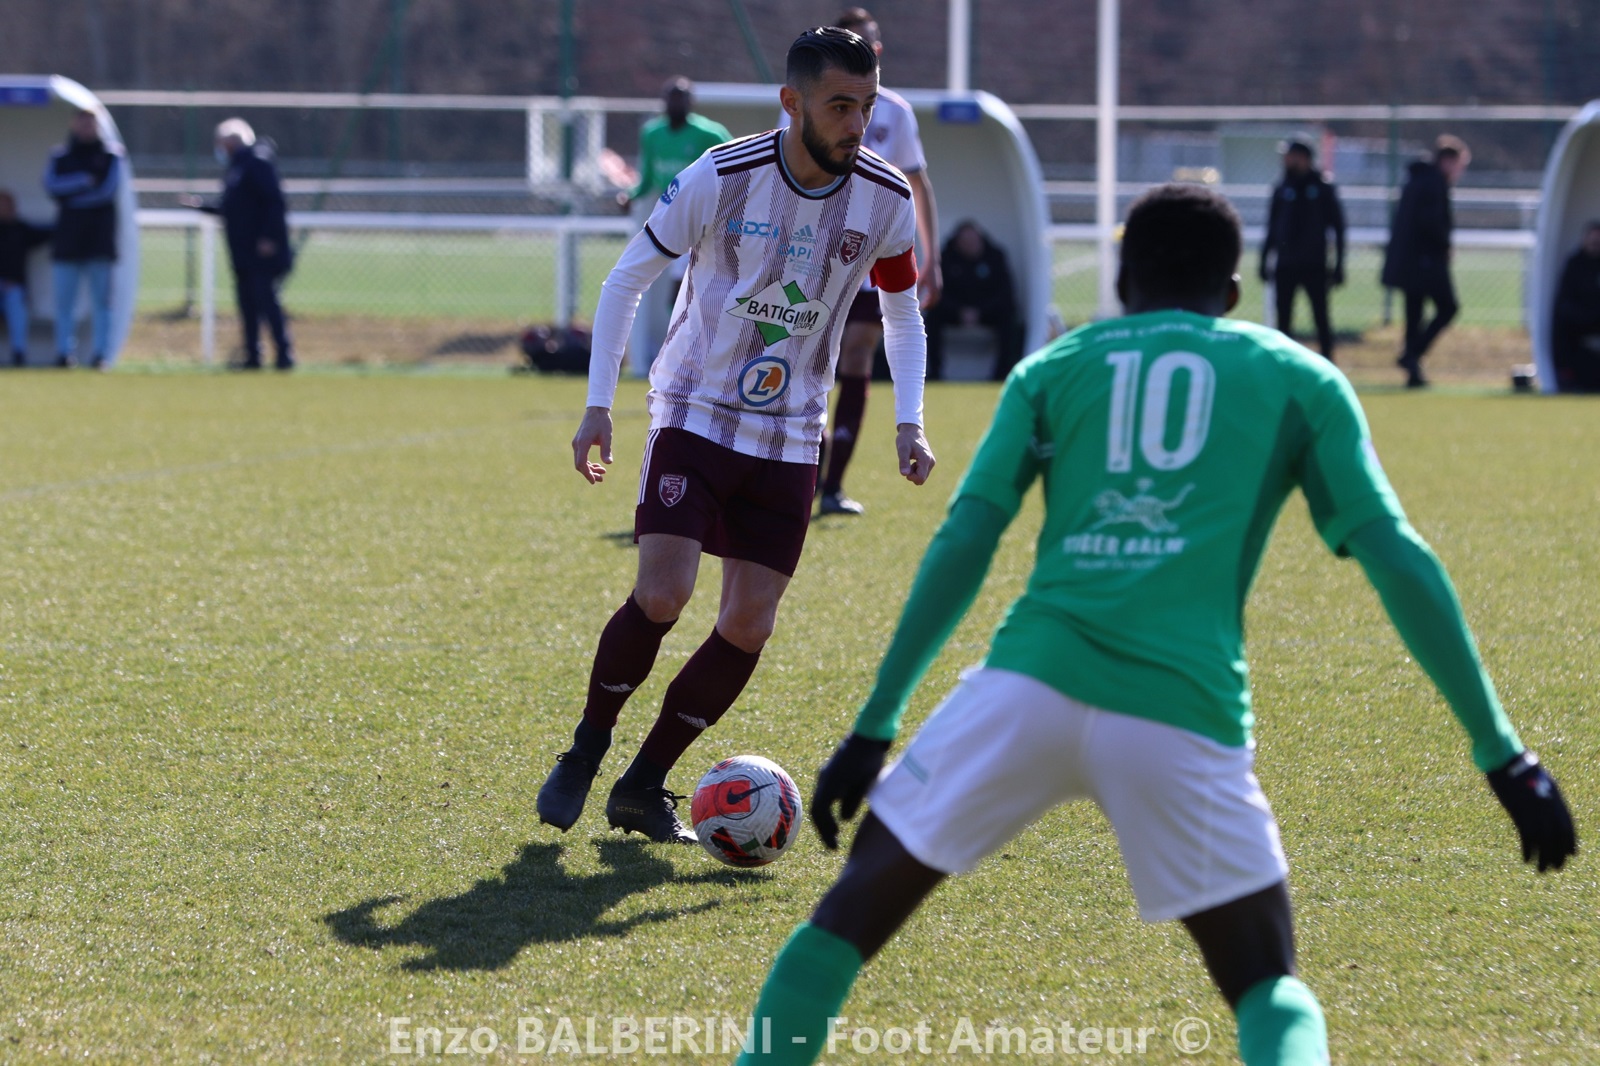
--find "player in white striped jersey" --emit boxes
[537,27,937,845]
[816,7,942,517]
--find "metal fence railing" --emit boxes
[133,212,1532,365]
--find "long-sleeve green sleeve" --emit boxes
[1345,517,1522,771]
[852,496,1011,742]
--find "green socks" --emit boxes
[736,923,864,1065]
[1236,976,1329,1065]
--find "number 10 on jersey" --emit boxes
[1104,350,1216,473]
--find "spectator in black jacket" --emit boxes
[1260,139,1345,361]
[42,109,122,369]
[1552,221,1600,393]
[183,118,294,370]
[0,189,53,366]
[926,220,1020,380]
[1382,135,1469,388]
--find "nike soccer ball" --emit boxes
[690,755,803,867]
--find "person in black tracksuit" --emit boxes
[1552,221,1600,393]
[185,118,294,370]
[1382,136,1470,388]
[1260,139,1345,362]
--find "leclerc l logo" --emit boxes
[737,355,791,408]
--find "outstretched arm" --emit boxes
[1345,516,1519,770]
[810,496,1009,848]
[1346,516,1575,870]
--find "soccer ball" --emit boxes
[690,755,803,867]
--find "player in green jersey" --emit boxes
[622,78,731,376]
[737,184,1576,1066]
[625,78,731,206]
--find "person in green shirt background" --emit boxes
[623,78,730,376]
[736,183,1576,1066]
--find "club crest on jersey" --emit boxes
[658,474,687,507]
[837,229,867,265]
[736,355,791,408]
[727,280,830,345]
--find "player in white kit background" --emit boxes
[536,26,936,844]
[797,8,942,516]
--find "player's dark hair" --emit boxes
[835,7,876,34]
[786,26,877,89]
[1120,184,1242,305]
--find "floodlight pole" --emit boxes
[947,0,971,93]
[1096,0,1119,319]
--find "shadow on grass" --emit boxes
[324,839,757,971]
[431,331,520,356]
[599,529,637,547]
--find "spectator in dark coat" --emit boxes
[183,118,294,370]
[42,108,122,369]
[1552,221,1600,393]
[1382,135,1469,388]
[0,189,53,366]
[1260,138,1345,361]
[926,220,1020,380]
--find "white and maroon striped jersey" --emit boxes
[636,129,919,464]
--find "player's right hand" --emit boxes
[1486,751,1577,872]
[572,406,614,484]
[811,733,892,851]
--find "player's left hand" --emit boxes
[811,733,892,850]
[896,423,935,485]
[1487,751,1577,872]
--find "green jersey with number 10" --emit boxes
[957,310,1405,748]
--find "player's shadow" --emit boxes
[324,839,752,971]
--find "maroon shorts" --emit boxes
[845,287,882,324]
[635,428,817,576]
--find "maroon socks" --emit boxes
[620,628,762,787]
[580,594,676,737]
[821,374,869,496]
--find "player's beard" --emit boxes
[798,109,859,177]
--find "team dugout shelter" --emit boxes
[0,75,139,365]
[1529,98,1600,393]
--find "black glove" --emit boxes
[1258,259,1271,283]
[810,733,891,851]
[1331,265,1345,287]
[1486,751,1577,872]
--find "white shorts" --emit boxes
[870,668,1289,923]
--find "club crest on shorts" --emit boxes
[658,474,687,507]
[838,229,867,265]
[737,355,791,407]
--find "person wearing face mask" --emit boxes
[182,118,294,370]
[1383,135,1471,388]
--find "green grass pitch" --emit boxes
[0,371,1594,1062]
